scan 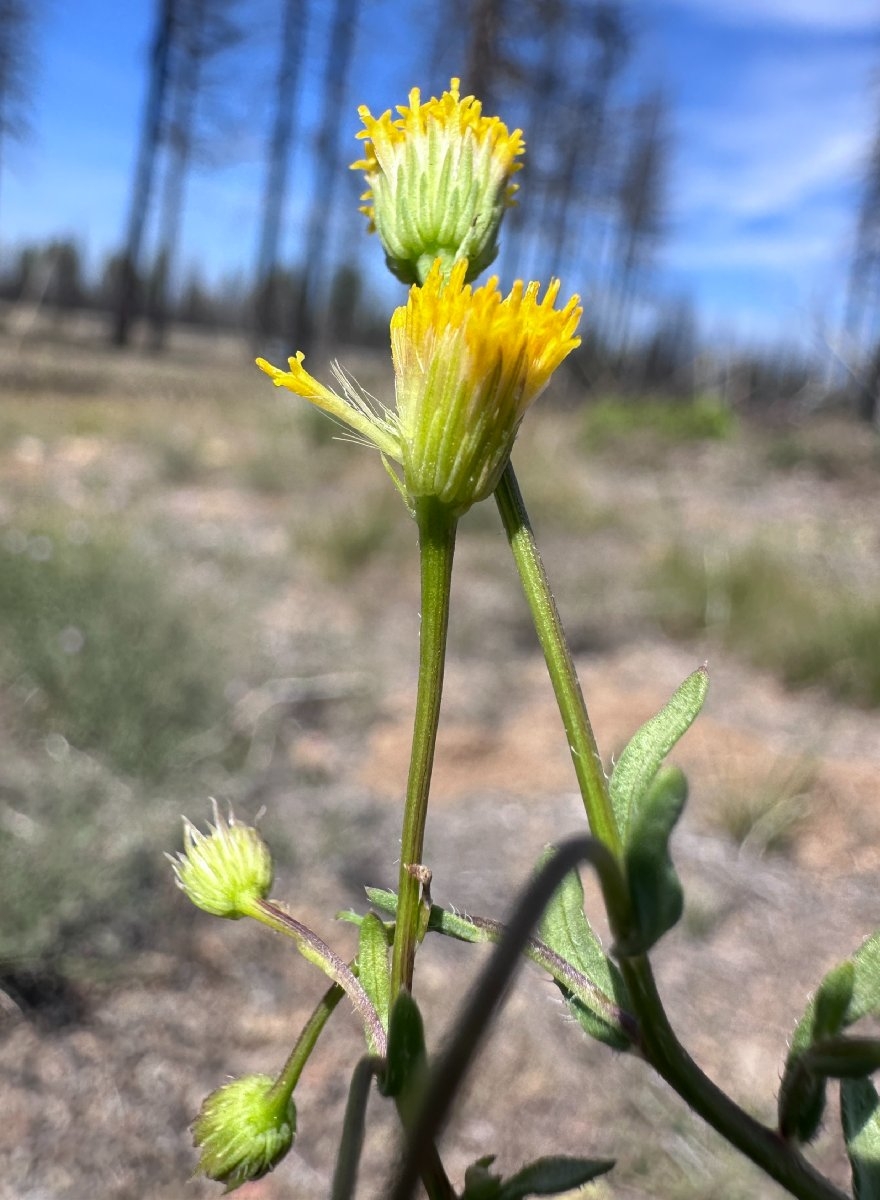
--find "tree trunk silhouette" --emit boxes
[847,90,880,421]
[291,0,358,354]
[253,0,307,349]
[0,0,36,240]
[113,0,176,347]
[463,0,501,107]
[607,88,667,352]
[546,3,628,283]
[148,0,205,351]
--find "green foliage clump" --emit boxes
[582,395,735,449]
[653,542,880,706]
[0,749,173,965]
[0,520,227,777]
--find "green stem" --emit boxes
[494,463,620,857]
[497,462,846,1200]
[268,979,345,1105]
[390,497,457,1000]
[332,1056,457,1200]
[620,956,848,1200]
[253,898,387,1055]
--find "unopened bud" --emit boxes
[170,802,272,919]
[352,78,524,285]
[193,1073,296,1193]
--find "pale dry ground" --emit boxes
[0,317,879,1200]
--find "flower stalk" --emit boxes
[253,898,387,1056]
[496,461,847,1200]
[390,497,457,999]
[494,463,621,857]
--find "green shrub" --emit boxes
[583,395,736,449]
[0,748,178,965]
[652,543,880,707]
[0,520,228,777]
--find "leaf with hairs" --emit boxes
[498,1155,615,1199]
[610,666,707,840]
[843,1076,880,1199]
[618,766,687,955]
[539,855,631,1050]
[357,913,391,1037]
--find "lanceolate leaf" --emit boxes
[362,883,636,1048]
[357,913,391,1037]
[814,961,857,1041]
[783,936,880,1141]
[365,886,399,916]
[778,969,852,1143]
[610,665,708,840]
[497,1155,615,1199]
[846,933,880,1029]
[842,1076,880,1200]
[462,1155,502,1200]
[381,991,427,1103]
[539,858,631,1051]
[618,766,687,955]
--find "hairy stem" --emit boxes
[494,463,621,856]
[268,979,345,1105]
[253,899,386,1055]
[496,462,847,1200]
[620,956,848,1200]
[391,837,616,1200]
[390,497,457,999]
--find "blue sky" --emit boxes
[2,0,879,349]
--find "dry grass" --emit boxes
[1,317,878,1198]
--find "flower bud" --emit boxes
[352,78,524,284]
[193,1073,296,1193]
[170,802,272,919]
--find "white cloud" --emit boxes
[675,127,867,222]
[664,0,879,32]
[667,43,875,244]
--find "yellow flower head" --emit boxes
[391,258,581,511]
[257,258,580,516]
[352,78,524,284]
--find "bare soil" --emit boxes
[1,321,878,1200]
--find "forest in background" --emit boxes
[1,0,879,417]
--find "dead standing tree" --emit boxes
[112,0,176,347]
[290,0,359,355]
[0,0,36,240]
[847,88,880,424]
[540,1,630,284]
[148,0,243,350]
[252,0,308,349]
[605,87,668,355]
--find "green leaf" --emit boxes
[462,1155,503,1200]
[539,857,631,1051]
[357,913,391,1037]
[618,766,687,955]
[365,886,399,916]
[610,666,707,841]
[783,937,880,1142]
[381,991,427,1103]
[815,961,857,1040]
[843,1076,880,1199]
[331,1057,380,1200]
[806,1037,880,1079]
[497,1155,615,1199]
[847,933,880,1028]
